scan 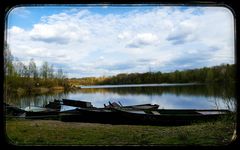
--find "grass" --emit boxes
[5,117,236,146]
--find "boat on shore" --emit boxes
[14,99,92,120]
[60,106,231,126]
[6,99,231,126]
[4,103,26,116]
[104,101,159,110]
[60,107,123,124]
[44,99,62,110]
[24,106,60,119]
[111,108,231,125]
[62,99,93,108]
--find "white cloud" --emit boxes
[167,20,197,44]
[29,21,90,44]
[127,33,159,48]
[9,7,31,18]
[118,31,131,40]
[9,26,25,34]
[7,6,235,78]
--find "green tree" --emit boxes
[205,69,214,83]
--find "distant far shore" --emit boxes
[80,83,204,89]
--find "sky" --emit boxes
[6,5,235,78]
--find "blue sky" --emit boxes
[6,5,235,78]
[7,5,156,29]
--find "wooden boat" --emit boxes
[112,108,231,126]
[4,103,26,116]
[60,107,231,126]
[104,101,159,110]
[44,99,62,109]
[62,99,93,108]
[59,107,123,124]
[24,106,60,119]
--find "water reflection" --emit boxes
[6,84,236,111]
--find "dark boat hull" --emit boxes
[44,100,61,109]
[62,99,93,108]
[122,104,159,110]
[105,102,159,110]
[5,103,26,116]
[25,108,60,120]
[113,108,230,126]
[60,108,124,124]
[60,108,230,126]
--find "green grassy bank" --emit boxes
[5,118,236,146]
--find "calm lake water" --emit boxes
[6,83,236,111]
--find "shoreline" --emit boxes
[5,118,236,146]
[11,86,69,96]
[80,83,204,89]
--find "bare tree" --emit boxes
[40,61,49,79]
[4,44,15,76]
[29,58,38,79]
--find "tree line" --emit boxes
[101,64,235,85]
[4,45,69,94]
[69,64,235,86]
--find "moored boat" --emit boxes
[112,108,231,126]
[44,99,62,109]
[104,101,159,110]
[24,106,60,119]
[60,106,230,125]
[62,99,93,108]
[4,103,26,116]
[59,107,123,124]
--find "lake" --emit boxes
[6,83,236,111]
